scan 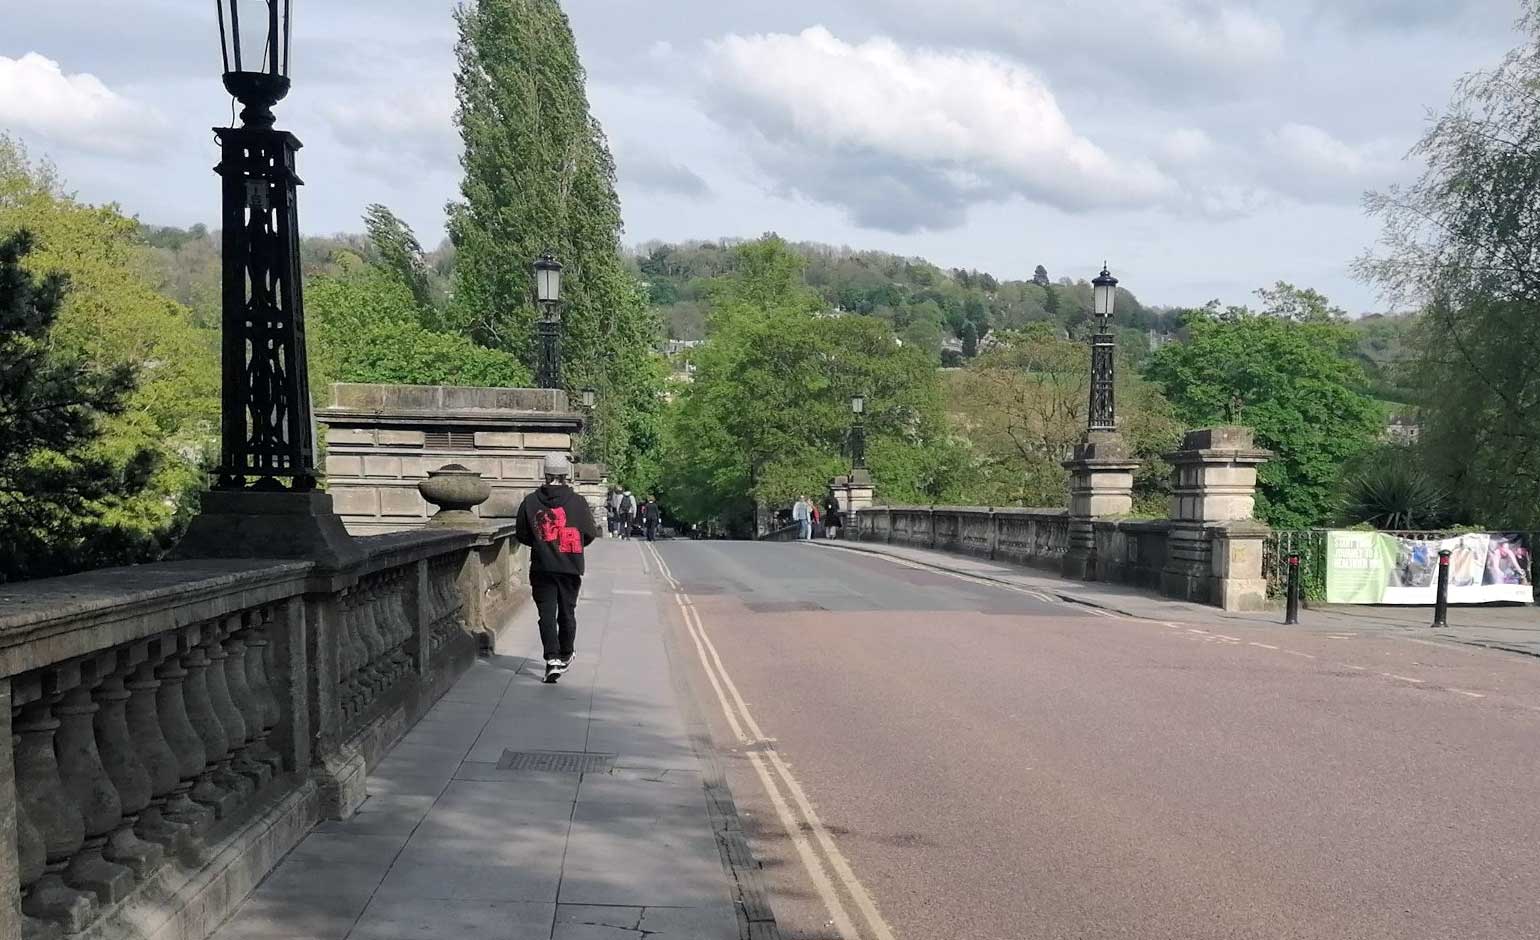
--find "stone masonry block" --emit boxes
[380,487,427,518]
[524,432,571,450]
[379,430,426,447]
[330,486,378,518]
[502,459,542,481]
[325,454,362,478]
[475,432,523,449]
[363,456,403,479]
[325,428,374,446]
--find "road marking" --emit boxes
[812,543,1056,603]
[1249,642,1280,650]
[1214,634,1242,642]
[1384,673,1425,684]
[612,589,654,596]
[1285,650,1316,660]
[1449,688,1486,699]
[1187,628,1209,635]
[1344,664,1368,671]
[648,543,895,940]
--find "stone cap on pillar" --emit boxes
[1165,426,1273,465]
[1063,430,1140,470]
[574,462,608,483]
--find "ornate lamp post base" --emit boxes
[174,490,363,569]
[1061,430,1139,581]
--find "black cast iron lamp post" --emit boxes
[1088,264,1119,433]
[850,393,866,471]
[213,0,317,492]
[534,252,564,389]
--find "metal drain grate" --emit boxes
[496,750,615,773]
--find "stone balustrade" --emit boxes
[0,525,523,940]
[853,506,1072,572]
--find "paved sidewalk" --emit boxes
[212,544,753,940]
[819,539,1540,656]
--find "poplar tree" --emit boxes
[446,0,659,478]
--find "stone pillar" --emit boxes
[828,470,875,538]
[1161,427,1272,611]
[1061,431,1139,580]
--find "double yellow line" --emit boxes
[644,542,898,940]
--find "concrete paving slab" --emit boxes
[256,832,404,898]
[211,891,367,940]
[314,794,437,837]
[348,898,554,940]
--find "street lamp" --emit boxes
[850,393,867,471]
[212,0,318,491]
[534,253,563,389]
[581,387,597,410]
[1088,264,1118,432]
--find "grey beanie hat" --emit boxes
[543,453,571,478]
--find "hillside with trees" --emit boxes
[628,239,1180,366]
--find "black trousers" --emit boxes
[531,571,582,661]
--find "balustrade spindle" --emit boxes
[198,627,255,803]
[53,661,135,903]
[390,572,414,676]
[153,637,216,835]
[178,630,241,819]
[342,588,367,720]
[357,580,387,694]
[241,608,285,776]
[91,649,165,878]
[14,680,96,932]
[220,616,271,789]
[126,639,192,852]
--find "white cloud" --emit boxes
[1160,127,1216,163]
[0,53,167,157]
[1263,122,1403,201]
[321,86,457,179]
[700,26,1173,232]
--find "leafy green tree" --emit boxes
[364,203,435,313]
[1032,265,1050,287]
[961,320,979,358]
[0,230,163,582]
[306,257,529,398]
[658,236,948,529]
[1357,3,1540,529]
[2,135,217,574]
[950,324,1179,509]
[447,0,661,480]
[1143,307,1385,528]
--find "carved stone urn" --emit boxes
[419,464,492,529]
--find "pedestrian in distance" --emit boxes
[792,495,812,540]
[642,496,661,542]
[823,492,842,539]
[618,488,637,540]
[607,486,623,537]
[515,453,599,683]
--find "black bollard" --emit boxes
[1285,554,1301,625]
[1432,549,1451,629]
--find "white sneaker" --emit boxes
[550,657,570,675]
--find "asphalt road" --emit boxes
[645,539,1540,940]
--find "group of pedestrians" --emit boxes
[790,493,842,540]
[606,486,661,541]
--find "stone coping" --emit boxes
[316,406,584,431]
[0,527,507,678]
[875,505,1067,516]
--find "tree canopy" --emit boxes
[1143,305,1385,529]
[1358,1,1540,529]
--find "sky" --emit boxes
[0,0,1530,312]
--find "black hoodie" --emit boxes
[514,483,599,577]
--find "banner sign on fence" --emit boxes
[1325,531,1533,605]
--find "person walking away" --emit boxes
[642,496,661,541]
[515,454,599,683]
[823,493,842,539]
[607,487,623,537]
[792,496,811,540]
[619,489,637,540]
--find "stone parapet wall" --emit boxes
[0,524,524,940]
[318,383,585,536]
